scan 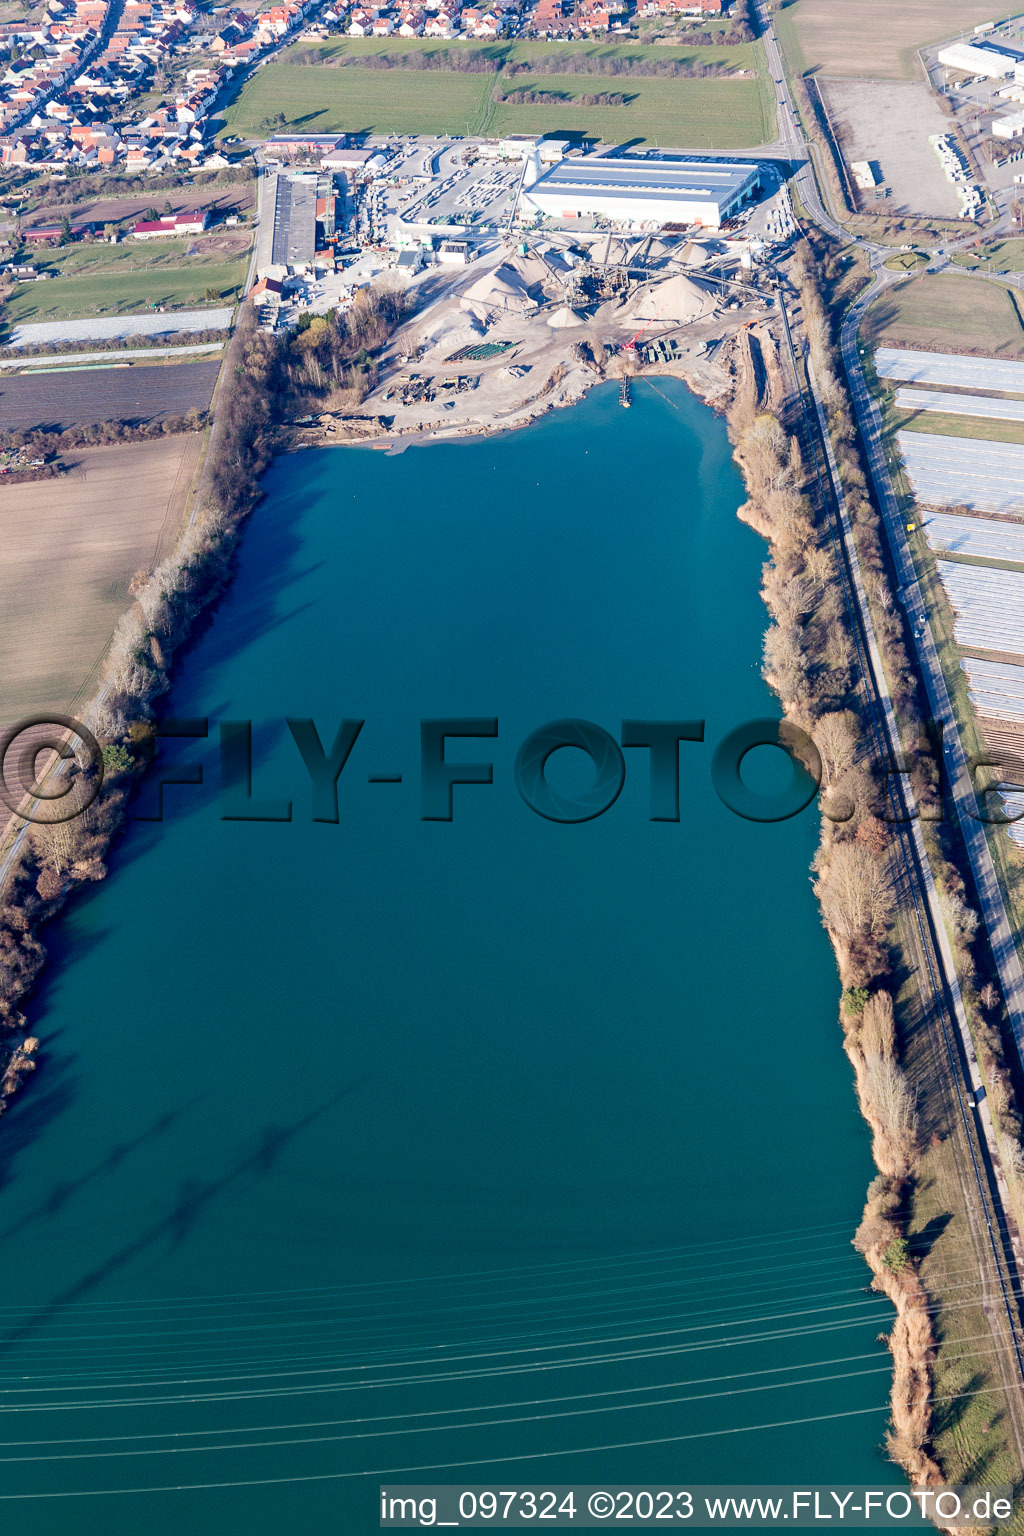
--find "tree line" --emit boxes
[501,87,632,105]
[504,52,734,77]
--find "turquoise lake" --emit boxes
[0,379,901,1531]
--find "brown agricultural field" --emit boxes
[0,435,201,725]
[27,186,254,229]
[777,0,1021,78]
[0,358,221,432]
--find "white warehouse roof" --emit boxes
[938,39,1024,77]
[522,154,760,229]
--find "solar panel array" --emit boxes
[922,511,1024,562]
[961,655,1024,723]
[877,347,1024,393]
[897,431,1024,514]
[938,559,1024,652]
[895,387,1024,423]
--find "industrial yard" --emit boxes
[817,78,960,218]
[292,234,780,451]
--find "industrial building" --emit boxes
[266,133,348,158]
[519,154,761,230]
[994,109,1024,138]
[937,38,1024,80]
[254,169,335,279]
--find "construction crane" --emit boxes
[621,314,659,356]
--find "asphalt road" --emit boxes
[751,0,847,242]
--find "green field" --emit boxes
[30,234,249,281]
[489,74,770,149]
[5,261,247,323]
[951,237,1024,274]
[224,61,494,137]
[892,406,1024,446]
[222,37,771,148]
[863,273,1024,359]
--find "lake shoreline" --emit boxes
[0,324,920,1498]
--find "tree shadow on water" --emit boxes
[0,1052,79,1201]
[0,1084,365,1355]
[0,1096,206,1243]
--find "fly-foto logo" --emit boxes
[1,714,1018,828]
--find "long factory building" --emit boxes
[520,154,762,230]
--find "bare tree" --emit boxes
[35,820,75,874]
[863,1054,918,1165]
[814,710,860,788]
[859,990,896,1060]
[816,841,894,941]
[941,886,979,948]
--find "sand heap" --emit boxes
[460,264,538,323]
[625,273,716,326]
[679,240,711,269]
[589,234,633,267]
[546,304,585,330]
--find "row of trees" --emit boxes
[504,51,733,77]
[1,412,207,458]
[501,87,631,104]
[804,236,1024,1182]
[345,47,504,72]
[726,259,943,1482]
[779,235,1024,1479]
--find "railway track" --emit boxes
[771,269,1024,1457]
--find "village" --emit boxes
[0,0,735,179]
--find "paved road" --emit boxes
[751,0,847,241]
